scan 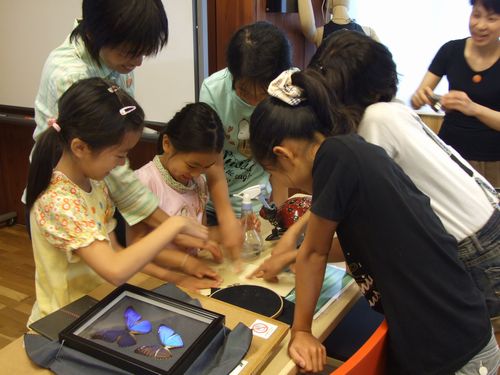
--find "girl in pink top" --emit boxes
[131,103,226,290]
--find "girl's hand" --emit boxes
[288,330,327,373]
[182,255,223,284]
[176,273,223,292]
[440,90,477,116]
[248,251,296,282]
[168,216,208,241]
[199,240,224,263]
[411,86,434,109]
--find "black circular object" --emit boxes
[210,285,284,318]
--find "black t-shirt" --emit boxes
[429,38,500,161]
[322,20,366,41]
[311,135,491,374]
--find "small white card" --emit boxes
[250,319,278,339]
[229,360,248,375]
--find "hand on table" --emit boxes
[198,240,224,263]
[175,273,222,292]
[182,255,223,285]
[248,250,296,282]
[288,330,327,373]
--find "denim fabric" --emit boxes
[454,329,500,375]
[457,210,500,320]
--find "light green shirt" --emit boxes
[200,68,270,216]
[31,22,157,225]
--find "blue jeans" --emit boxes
[455,329,500,375]
[457,209,500,323]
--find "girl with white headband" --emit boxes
[249,68,499,374]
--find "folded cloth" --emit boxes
[25,283,252,375]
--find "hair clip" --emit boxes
[119,106,136,116]
[48,118,61,132]
[108,85,120,93]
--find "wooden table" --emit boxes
[0,220,360,374]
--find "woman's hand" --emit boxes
[288,330,327,373]
[410,86,435,109]
[440,90,477,116]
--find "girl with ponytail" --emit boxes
[26,77,207,326]
[249,69,497,374]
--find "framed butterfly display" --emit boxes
[59,284,225,375]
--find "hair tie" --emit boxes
[119,106,136,116]
[107,85,120,93]
[48,118,61,132]
[267,68,305,106]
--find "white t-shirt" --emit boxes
[357,102,495,241]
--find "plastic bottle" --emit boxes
[240,193,263,259]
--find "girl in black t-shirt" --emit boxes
[250,69,499,374]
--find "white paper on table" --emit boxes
[212,261,296,297]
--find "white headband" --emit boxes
[267,68,306,106]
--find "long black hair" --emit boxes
[26,77,145,210]
[309,29,398,125]
[250,69,355,167]
[157,102,224,155]
[70,0,169,64]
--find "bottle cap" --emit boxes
[242,193,251,205]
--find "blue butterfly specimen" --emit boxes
[91,306,152,347]
[134,325,184,359]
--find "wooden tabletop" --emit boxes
[0,219,360,374]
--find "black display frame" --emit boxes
[59,284,225,375]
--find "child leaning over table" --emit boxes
[129,103,227,291]
[26,78,208,326]
[249,69,500,374]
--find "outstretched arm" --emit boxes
[288,213,337,373]
[298,0,323,47]
[77,216,207,286]
[205,155,243,260]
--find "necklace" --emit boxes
[153,156,207,215]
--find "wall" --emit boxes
[351,0,470,112]
[0,0,199,123]
[207,0,323,74]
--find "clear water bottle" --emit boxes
[240,193,263,260]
